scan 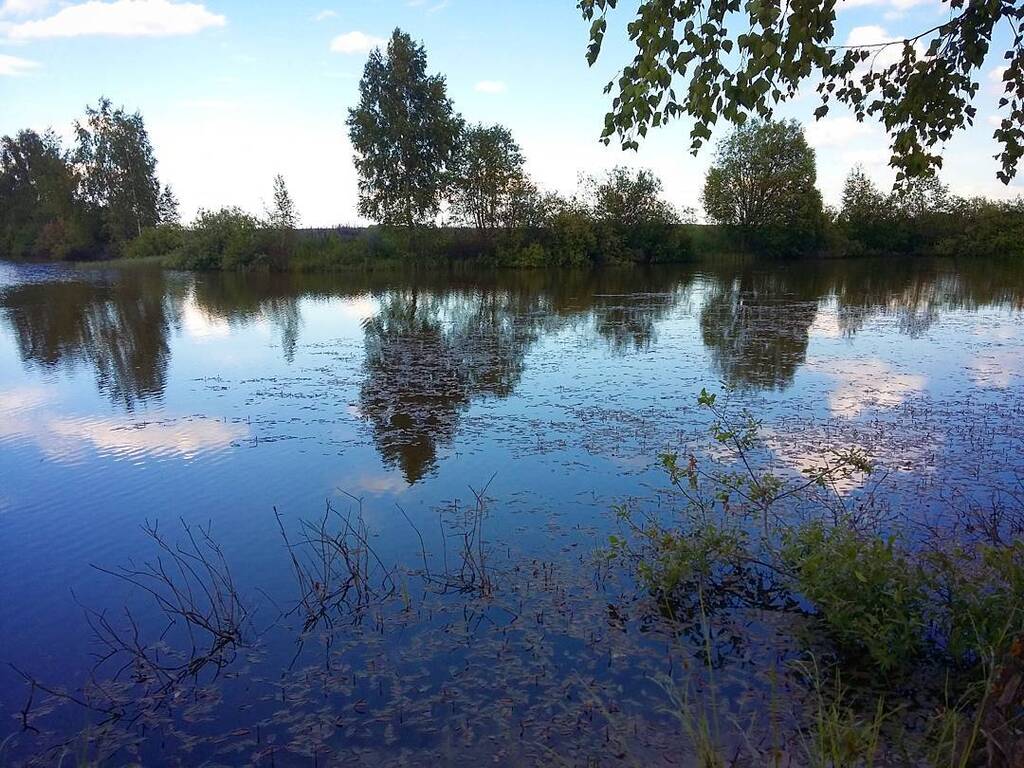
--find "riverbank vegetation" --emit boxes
[2,29,1024,269]
[608,388,1024,765]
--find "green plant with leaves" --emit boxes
[74,97,162,245]
[346,28,464,228]
[0,129,92,260]
[123,224,185,261]
[267,173,299,231]
[923,541,1024,664]
[578,0,1024,183]
[156,185,180,226]
[451,123,537,232]
[838,166,890,256]
[609,388,873,624]
[667,388,873,531]
[589,166,692,262]
[702,120,826,255]
[781,520,926,672]
[174,207,267,270]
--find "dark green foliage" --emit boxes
[837,166,891,256]
[157,185,180,226]
[578,0,1024,183]
[0,129,95,260]
[265,174,300,268]
[267,174,298,230]
[837,170,1024,260]
[923,541,1024,663]
[937,197,1024,260]
[612,387,1024,690]
[0,98,169,261]
[346,28,464,227]
[782,521,926,672]
[172,208,269,270]
[75,97,162,247]
[508,168,693,267]
[123,225,185,261]
[590,166,691,263]
[451,124,537,231]
[702,120,826,256]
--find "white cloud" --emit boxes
[808,358,927,419]
[988,65,1009,94]
[805,116,874,148]
[474,79,506,94]
[844,25,918,72]
[0,51,37,74]
[7,0,225,40]
[988,66,1008,83]
[330,30,384,54]
[845,24,896,47]
[0,0,50,17]
[313,9,336,22]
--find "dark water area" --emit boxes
[0,258,1022,765]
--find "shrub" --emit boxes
[544,209,597,267]
[782,521,926,672]
[175,208,268,270]
[124,225,185,261]
[923,541,1024,662]
[506,242,547,268]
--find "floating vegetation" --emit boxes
[2,263,1024,765]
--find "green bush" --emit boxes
[923,541,1024,662]
[124,225,185,261]
[174,207,268,270]
[544,210,598,267]
[782,521,926,672]
[507,241,547,267]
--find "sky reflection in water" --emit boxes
[0,259,1022,762]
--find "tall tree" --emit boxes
[267,173,299,229]
[590,166,681,228]
[838,166,888,254]
[74,97,161,243]
[702,120,824,253]
[346,28,464,227]
[0,129,88,259]
[702,120,820,227]
[156,185,180,226]
[579,0,1024,183]
[452,123,531,231]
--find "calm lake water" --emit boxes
[1,258,1023,765]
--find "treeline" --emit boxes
[2,28,1023,268]
[836,167,1024,259]
[697,118,1024,259]
[0,98,178,260]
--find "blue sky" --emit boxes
[1,0,1020,226]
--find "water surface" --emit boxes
[1,259,1022,764]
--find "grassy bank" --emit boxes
[49,200,1024,273]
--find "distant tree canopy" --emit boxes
[75,98,164,242]
[0,129,88,260]
[578,0,1024,183]
[347,28,464,227]
[702,119,824,254]
[451,123,536,231]
[157,186,180,226]
[268,174,299,230]
[0,98,173,259]
[590,166,682,227]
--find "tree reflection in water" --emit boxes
[699,273,819,390]
[0,271,174,410]
[358,288,538,483]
